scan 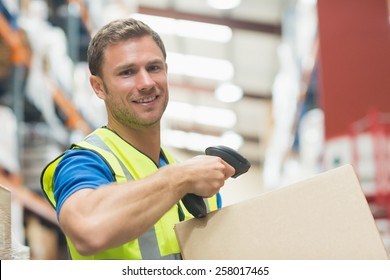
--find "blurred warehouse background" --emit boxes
[0,0,389,259]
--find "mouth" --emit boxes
[134,95,159,104]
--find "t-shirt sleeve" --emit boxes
[53,149,115,217]
[216,192,222,208]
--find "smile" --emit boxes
[135,96,158,103]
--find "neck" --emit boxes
[107,122,162,165]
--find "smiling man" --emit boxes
[41,18,235,260]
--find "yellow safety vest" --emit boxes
[41,127,218,260]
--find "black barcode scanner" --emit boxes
[181,145,251,218]
[205,146,251,178]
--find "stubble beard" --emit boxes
[105,86,169,130]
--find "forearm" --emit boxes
[59,165,186,255]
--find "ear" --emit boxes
[89,75,106,100]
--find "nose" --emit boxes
[136,69,155,91]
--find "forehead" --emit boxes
[104,36,164,63]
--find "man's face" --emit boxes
[94,35,169,130]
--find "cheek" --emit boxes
[106,80,135,99]
[157,77,169,92]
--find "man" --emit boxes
[41,18,235,260]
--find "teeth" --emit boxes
[136,96,156,103]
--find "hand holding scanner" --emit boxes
[181,145,251,218]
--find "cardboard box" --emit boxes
[174,165,389,259]
[0,185,11,259]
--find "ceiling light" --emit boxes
[215,82,244,103]
[167,52,234,81]
[162,129,243,152]
[220,131,244,149]
[164,101,237,129]
[131,13,176,35]
[176,20,232,42]
[195,105,237,128]
[131,13,232,42]
[207,0,241,10]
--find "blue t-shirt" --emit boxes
[53,149,115,217]
[53,149,222,217]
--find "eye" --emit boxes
[148,65,160,72]
[120,69,134,76]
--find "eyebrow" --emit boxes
[147,58,165,66]
[113,63,135,73]
[113,59,165,72]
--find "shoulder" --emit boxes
[61,148,106,165]
[55,148,114,182]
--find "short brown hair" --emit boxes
[87,18,166,77]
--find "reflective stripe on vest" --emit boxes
[83,133,133,182]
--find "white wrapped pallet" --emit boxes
[0,185,11,259]
[0,105,19,174]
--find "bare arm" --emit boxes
[58,155,235,255]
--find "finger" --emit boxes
[222,161,235,179]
